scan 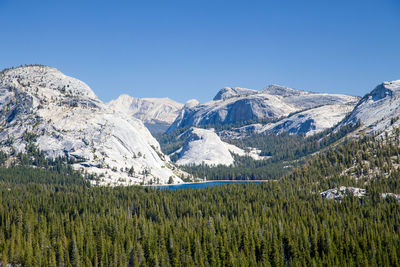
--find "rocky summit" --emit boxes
[339,80,400,135]
[0,65,186,186]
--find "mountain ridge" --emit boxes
[167,84,359,134]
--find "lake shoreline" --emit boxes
[148,180,268,190]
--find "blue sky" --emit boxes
[0,0,399,103]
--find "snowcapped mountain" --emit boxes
[168,85,359,135]
[108,94,183,134]
[172,127,265,166]
[0,65,185,185]
[339,80,400,135]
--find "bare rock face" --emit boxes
[321,186,400,202]
[213,87,258,101]
[168,84,359,136]
[220,103,355,138]
[262,84,305,97]
[0,65,185,186]
[108,94,183,134]
[168,93,297,133]
[172,127,265,166]
[339,80,400,135]
[320,186,366,200]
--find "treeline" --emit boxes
[225,122,359,159]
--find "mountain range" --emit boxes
[167,84,358,133]
[0,64,399,184]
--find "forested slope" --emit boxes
[0,131,399,266]
[176,123,358,180]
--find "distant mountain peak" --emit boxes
[383,80,400,90]
[184,99,200,108]
[262,84,307,97]
[213,87,258,101]
[115,93,134,101]
[367,80,400,100]
[339,79,400,135]
[108,94,183,134]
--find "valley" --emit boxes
[2,1,399,266]
[0,65,399,266]
[2,65,400,186]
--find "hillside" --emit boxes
[0,130,399,266]
[0,65,186,186]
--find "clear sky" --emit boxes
[0,0,399,103]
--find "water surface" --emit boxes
[152,180,261,190]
